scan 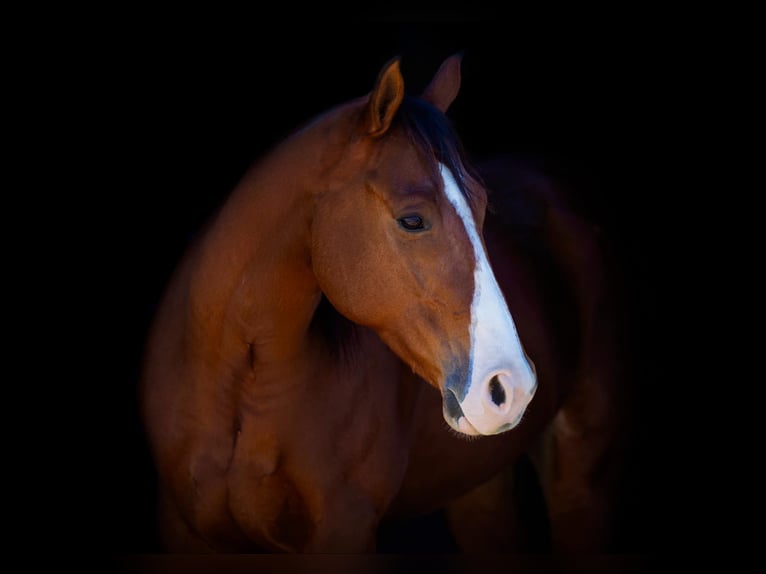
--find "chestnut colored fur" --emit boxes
[139,55,628,553]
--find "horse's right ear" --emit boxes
[366,56,405,137]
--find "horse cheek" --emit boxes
[312,219,382,325]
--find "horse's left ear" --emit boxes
[367,56,405,137]
[421,53,463,113]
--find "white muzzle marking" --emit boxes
[440,163,537,435]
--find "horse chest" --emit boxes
[221,356,419,552]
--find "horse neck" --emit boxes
[183,107,357,369]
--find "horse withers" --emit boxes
[139,54,628,552]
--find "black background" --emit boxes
[71,15,675,558]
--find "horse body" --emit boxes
[140,55,627,553]
[141,98,421,552]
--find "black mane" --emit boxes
[396,95,483,209]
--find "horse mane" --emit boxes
[309,294,361,364]
[396,94,484,210]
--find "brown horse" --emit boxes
[139,54,629,553]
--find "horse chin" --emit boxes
[442,394,523,438]
[453,416,482,437]
[441,398,480,437]
[441,387,484,437]
[446,414,521,438]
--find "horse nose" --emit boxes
[481,370,536,431]
[443,362,537,435]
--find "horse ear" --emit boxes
[421,53,463,112]
[367,56,405,137]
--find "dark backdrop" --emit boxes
[85,18,666,556]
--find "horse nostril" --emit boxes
[489,375,506,406]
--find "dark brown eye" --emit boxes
[398,214,427,232]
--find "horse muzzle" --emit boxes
[442,365,537,436]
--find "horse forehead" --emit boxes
[366,132,435,178]
[356,130,481,213]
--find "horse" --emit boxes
[139,53,630,553]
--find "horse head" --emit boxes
[311,55,537,436]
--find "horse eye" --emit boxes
[398,215,427,232]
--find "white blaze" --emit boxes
[440,163,536,433]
